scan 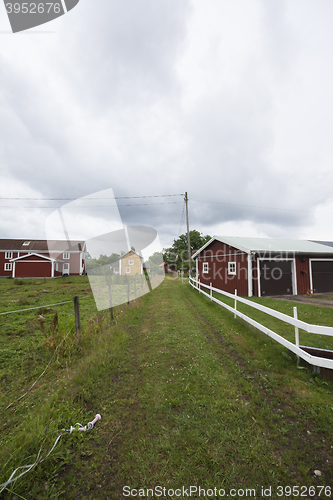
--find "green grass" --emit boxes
[1,277,333,498]
[203,284,333,351]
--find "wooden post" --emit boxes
[134,276,137,298]
[108,284,113,321]
[294,306,299,364]
[234,289,237,319]
[74,296,81,343]
[127,276,130,305]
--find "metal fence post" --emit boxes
[294,306,300,364]
[234,289,237,319]
[74,296,81,343]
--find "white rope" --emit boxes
[4,326,74,411]
[0,294,92,316]
[0,414,101,494]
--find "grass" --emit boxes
[204,283,333,352]
[1,277,333,498]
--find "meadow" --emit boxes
[1,276,333,499]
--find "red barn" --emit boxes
[0,239,86,278]
[193,236,333,297]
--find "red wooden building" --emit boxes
[193,236,333,297]
[0,239,86,278]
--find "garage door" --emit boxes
[311,261,333,293]
[260,260,293,296]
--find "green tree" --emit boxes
[163,230,211,265]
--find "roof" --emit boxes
[0,239,85,252]
[10,252,62,262]
[120,250,143,260]
[192,236,333,258]
[311,240,333,248]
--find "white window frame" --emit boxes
[228,261,236,275]
[4,263,12,271]
[5,251,12,259]
[63,252,70,259]
[126,267,131,274]
[129,259,134,265]
[202,262,209,274]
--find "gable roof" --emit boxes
[120,250,143,260]
[192,236,333,258]
[10,252,57,262]
[0,239,85,252]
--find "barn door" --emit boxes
[311,260,333,293]
[259,260,293,296]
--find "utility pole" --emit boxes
[185,192,191,277]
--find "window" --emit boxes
[22,241,30,246]
[126,267,131,273]
[63,252,70,259]
[228,262,236,275]
[4,263,12,271]
[5,252,12,259]
[129,259,134,265]
[202,262,209,274]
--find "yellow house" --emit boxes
[119,250,143,276]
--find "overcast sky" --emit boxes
[1,0,333,250]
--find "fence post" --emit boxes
[134,276,137,298]
[73,296,81,344]
[294,306,300,364]
[181,271,184,283]
[234,289,237,319]
[210,283,212,301]
[127,276,130,305]
[108,284,113,321]
[198,279,200,293]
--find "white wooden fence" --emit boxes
[189,277,333,370]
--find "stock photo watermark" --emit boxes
[3,0,80,33]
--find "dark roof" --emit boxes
[311,240,333,248]
[0,239,85,252]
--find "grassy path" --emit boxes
[2,278,333,499]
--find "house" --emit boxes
[193,236,333,297]
[119,249,143,276]
[0,239,86,278]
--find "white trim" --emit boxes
[129,259,134,265]
[247,254,252,297]
[63,252,70,259]
[4,263,12,271]
[51,261,54,278]
[12,261,15,278]
[309,258,333,293]
[257,258,297,298]
[5,251,13,259]
[202,262,209,274]
[10,252,55,262]
[228,262,236,275]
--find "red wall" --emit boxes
[196,241,249,296]
[0,251,19,277]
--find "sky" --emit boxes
[1,0,333,251]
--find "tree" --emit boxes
[163,230,211,265]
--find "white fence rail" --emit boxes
[189,277,333,370]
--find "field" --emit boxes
[1,276,333,499]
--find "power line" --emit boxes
[0,194,184,201]
[0,202,183,209]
